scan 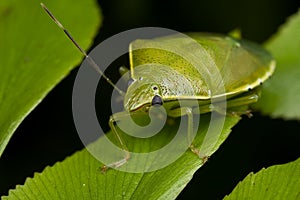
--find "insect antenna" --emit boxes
[40,3,125,96]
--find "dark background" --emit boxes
[1,0,300,199]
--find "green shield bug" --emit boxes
[41,3,275,172]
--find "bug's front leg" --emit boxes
[101,111,131,173]
[118,66,130,83]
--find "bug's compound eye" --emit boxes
[127,78,134,86]
[151,95,163,106]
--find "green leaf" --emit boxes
[224,157,300,199]
[2,114,240,199]
[254,9,300,119]
[0,0,101,157]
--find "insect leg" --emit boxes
[168,107,200,154]
[119,66,129,76]
[118,66,131,83]
[101,111,131,172]
[227,90,260,107]
[168,107,209,163]
[197,89,261,117]
[225,89,261,117]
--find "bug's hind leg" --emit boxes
[225,89,260,117]
[208,88,261,117]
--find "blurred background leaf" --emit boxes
[0,0,101,157]
[255,10,300,119]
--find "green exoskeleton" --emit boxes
[41,3,275,172]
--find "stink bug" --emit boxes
[41,3,275,172]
